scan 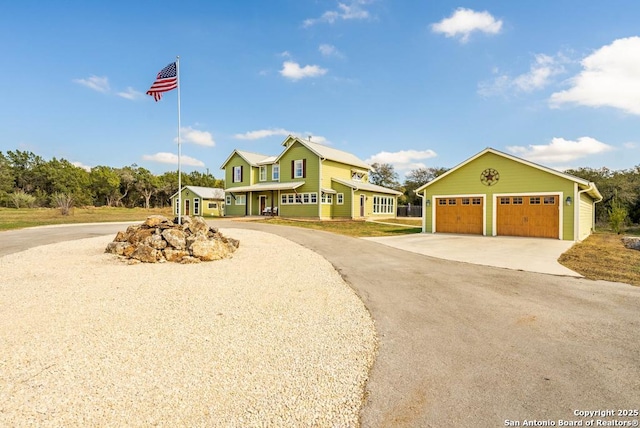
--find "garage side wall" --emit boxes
[422,152,576,239]
[579,192,594,240]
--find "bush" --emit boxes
[608,200,628,234]
[52,192,74,216]
[9,190,37,208]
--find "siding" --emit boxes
[278,142,321,218]
[423,152,576,240]
[225,153,252,188]
[332,181,353,218]
[579,192,593,240]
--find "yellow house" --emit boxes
[221,135,402,220]
[170,186,226,217]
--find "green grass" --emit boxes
[254,218,422,237]
[0,207,172,231]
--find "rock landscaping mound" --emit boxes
[105,215,239,263]
[622,236,640,251]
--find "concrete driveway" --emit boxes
[1,221,639,427]
[364,233,581,276]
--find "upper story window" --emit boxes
[293,159,305,179]
[352,171,365,182]
[272,164,279,181]
[233,166,243,183]
[259,165,267,182]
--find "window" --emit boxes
[194,198,200,215]
[513,197,523,205]
[174,198,180,215]
[233,166,242,183]
[208,202,217,209]
[281,193,317,204]
[544,196,556,205]
[272,164,279,181]
[226,195,231,205]
[462,198,470,205]
[500,197,510,205]
[337,193,344,204]
[259,165,267,182]
[439,199,447,206]
[472,198,482,205]
[236,195,246,205]
[448,199,457,205]
[530,197,541,205]
[373,196,395,214]
[321,193,333,204]
[352,171,365,182]
[293,159,305,178]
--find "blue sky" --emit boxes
[2,0,639,179]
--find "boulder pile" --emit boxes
[105,215,239,263]
[622,236,640,251]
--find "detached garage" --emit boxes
[415,148,602,241]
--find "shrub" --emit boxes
[608,200,628,234]
[52,192,74,216]
[9,190,37,208]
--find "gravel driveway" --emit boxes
[0,229,376,427]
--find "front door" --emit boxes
[260,196,266,215]
[360,195,365,217]
[184,199,190,216]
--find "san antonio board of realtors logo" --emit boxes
[480,168,500,186]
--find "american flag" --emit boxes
[146,62,178,102]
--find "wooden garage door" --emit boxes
[497,195,559,238]
[435,197,483,234]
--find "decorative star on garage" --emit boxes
[480,168,500,186]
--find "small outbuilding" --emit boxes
[170,186,226,217]
[415,148,602,241]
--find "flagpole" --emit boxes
[176,55,182,225]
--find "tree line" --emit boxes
[1,150,638,226]
[0,150,223,211]
[370,162,640,226]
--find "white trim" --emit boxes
[193,197,200,215]
[272,163,280,181]
[492,192,563,240]
[432,194,487,235]
[259,165,267,182]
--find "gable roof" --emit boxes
[415,147,602,199]
[332,178,403,195]
[276,135,371,170]
[170,186,225,200]
[220,149,272,169]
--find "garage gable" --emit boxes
[417,148,601,240]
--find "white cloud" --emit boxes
[234,128,294,140]
[303,0,372,27]
[506,137,614,164]
[479,53,568,96]
[177,126,215,147]
[623,142,638,149]
[73,75,110,93]
[142,152,205,167]
[280,61,328,81]
[550,37,640,115]
[117,87,145,100]
[431,8,502,43]
[72,161,92,172]
[365,149,438,172]
[319,44,344,58]
[233,128,329,144]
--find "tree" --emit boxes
[402,167,449,205]
[90,166,121,206]
[369,163,400,188]
[43,158,91,206]
[134,167,159,209]
[0,152,15,205]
